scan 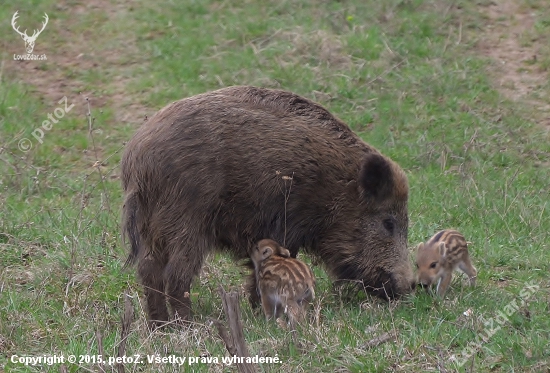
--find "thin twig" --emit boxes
[116,292,134,373]
[361,331,397,349]
[86,97,112,214]
[437,348,447,373]
[366,60,405,86]
[0,60,4,84]
[212,319,238,355]
[282,172,294,246]
[96,330,105,373]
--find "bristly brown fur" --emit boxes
[121,86,415,326]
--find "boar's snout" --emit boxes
[376,264,416,299]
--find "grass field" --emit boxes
[1,0,549,372]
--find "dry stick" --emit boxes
[459,128,478,175]
[85,97,112,215]
[215,286,257,373]
[212,319,237,355]
[366,60,405,87]
[282,172,294,247]
[74,148,125,239]
[437,348,448,373]
[96,330,106,373]
[361,331,397,349]
[87,102,114,250]
[64,236,78,305]
[117,292,134,373]
[467,354,475,373]
[77,142,125,219]
[67,99,120,302]
[63,99,124,304]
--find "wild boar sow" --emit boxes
[121,86,414,326]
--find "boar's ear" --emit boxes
[359,153,393,200]
[416,242,425,252]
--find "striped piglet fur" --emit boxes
[251,239,315,324]
[416,229,477,296]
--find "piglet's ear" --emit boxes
[359,153,394,200]
[260,245,274,260]
[278,248,291,258]
[416,242,424,252]
[438,242,447,257]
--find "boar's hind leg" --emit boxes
[164,249,204,323]
[138,256,169,329]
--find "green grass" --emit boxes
[1,0,549,372]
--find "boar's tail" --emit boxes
[122,191,141,267]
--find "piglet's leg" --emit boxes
[436,272,453,297]
[458,257,477,286]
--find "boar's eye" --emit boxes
[429,262,437,269]
[382,218,395,234]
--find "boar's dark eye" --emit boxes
[430,262,437,269]
[383,218,395,234]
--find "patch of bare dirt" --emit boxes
[2,0,150,123]
[477,0,550,127]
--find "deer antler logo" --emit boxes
[11,11,49,54]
